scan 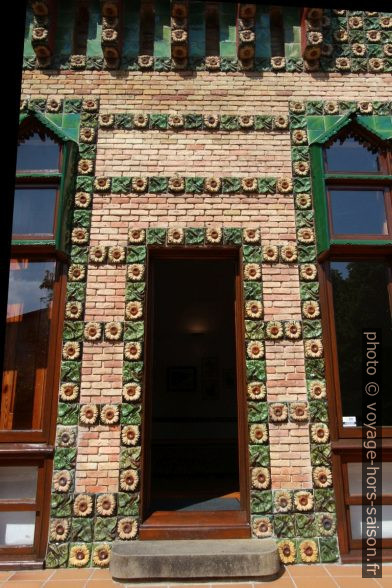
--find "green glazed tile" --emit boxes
[243,245,262,263]
[127,246,146,263]
[123,361,144,383]
[254,115,273,131]
[274,514,296,538]
[46,543,69,568]
[61,361,81,383]
[302,320,322,339]
[306,116,325,131]
[244,282,262,300]
[71,518,93,542]
[185,177,204,194]
[119,447,141,470]
[184,114,203,129]
[314,489,336,513]
[115,114,134,129]
[249,445,270,467]
[148,177,168,194]
[251,490,272,514]
[149,114,168,130]
[248,401,268,423]
[305,359,325,380]
[125,283,146,301]
[310,443,332,466]
[54,448,77,470]
[51,493,73,518]
[147,228,166,244]
[112,177,132,194]
[124,321,144,341]
[63,321,84,341]
[222,178,241,194]
[309,399,329,423]
[246,360,266,381]
[319,537,339,562]
[223,227,242,243]
[185,227,205,244]
[245,321,265,340]
[257,177,276,194]
[118,492,140,516]
[94,517,117,541]
[57,404,79,426]
[121,403,142,425]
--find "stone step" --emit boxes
[110,538,280,581]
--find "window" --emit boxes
[323,133,392,240]
[0,113,76,563]
[312,116,392,560]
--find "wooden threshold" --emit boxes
[140,510,251,540]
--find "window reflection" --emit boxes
[325,136,381,173]
[16,133,60,172]
[1,260,55,430]
[12,187,57,237]
[330,261,392,427]
[330,189,388,235]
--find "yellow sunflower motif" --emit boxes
[277,539,296,564]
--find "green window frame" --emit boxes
[309,112,392,255]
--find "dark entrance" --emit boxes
[140,248,250,539]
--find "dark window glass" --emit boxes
[330,260,392,427]
[325,137,380,173]
[1,260,55,430]
[330,189,388,235]
[12,187,57,237]
[16,134,60,172]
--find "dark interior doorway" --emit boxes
[149,257,239,513]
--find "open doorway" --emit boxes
[140,248,250,539]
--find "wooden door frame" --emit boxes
[318,253,392,561]
[140,246,251,539]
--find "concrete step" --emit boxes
[110,538,280,581]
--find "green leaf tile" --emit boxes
[245,321,265,340]
[121,403,142,425]
[46,543,69,568]
[64,99,82,113]
[248,401,268,423]
[249,445,270,467]
[115,114,134,129]
[302,320,322,339]
[118,492,140,516]
[112,177,132,194]
[311,443,332,466]
[246,360,266,381]
[185,177,204,194]
[319,537,339,562]
[298,244,316,263]
[54,448,77,470]
[305,359,325,380]
[70,246,88,264]
[119,447,141,470]
[184,114,203,129]
[222,178,241,194]
[127,246,146,263]
[61,361,81,383]
[221,115,239,131]
[71,519,93,542]
[147,228,166,244]
[123,361,144,383]
[257,177,276,194]
[125,283,146,301]
[185,227,205,244]
[251,490,272,514]
[124,321,144,341]
[76,176,94,192]
[300,282,320,301]
[57,404,79,426]
[94,517,117,541]
[223,227,242,243]
[309,400,329,423]
[293,177,311,193]
[51,493,73,517]
[244,282,262,300]
[274,514,295,537]
[254,115,273,131]
[314,489,336,513]
[63,321,84,341]
[150,114,168,130]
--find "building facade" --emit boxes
[1,0,392,571]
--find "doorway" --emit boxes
[140,248,250,539]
